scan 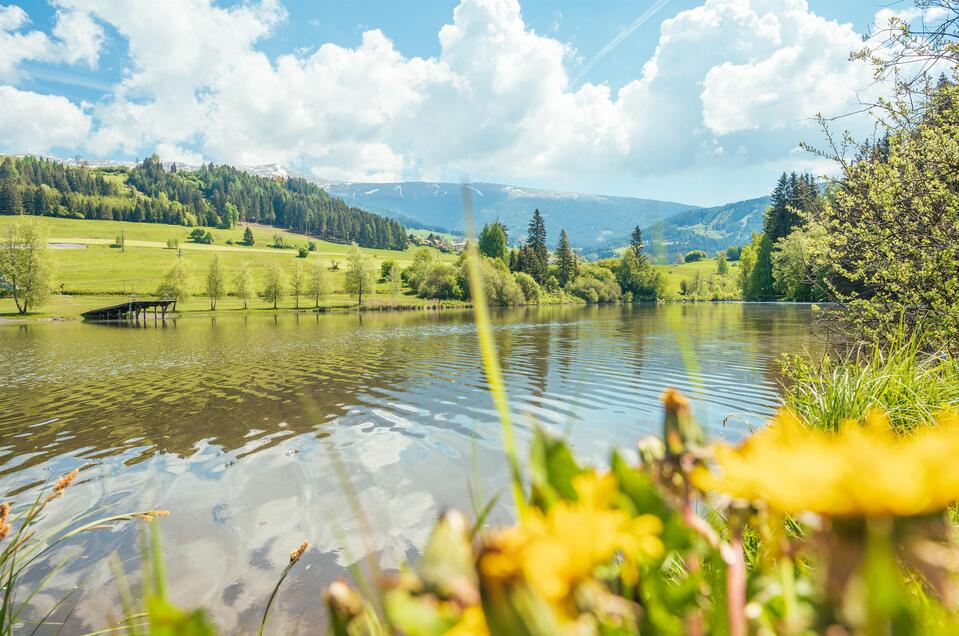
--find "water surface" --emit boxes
[0,303,818,633]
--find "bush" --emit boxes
[725,245,742,261]
[297,247,309,258]
[458,255,524,306]
[166,238,179,249]
[684,250,706,263]
[381,260,397,281]
[308,240,317,251]
[417,263,463,300]
[513,271,541,304]
[568,265,621,303]
[188,228,213,244]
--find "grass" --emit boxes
[782,334,959,434]
[654,258,740,298]
[0,216,457,320]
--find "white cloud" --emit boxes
[0,3,104,82]
[155,142,205,165]
[0,85,92,153]
[0,0,892,195]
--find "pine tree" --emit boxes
[479,221,509,261]
[524,209,548,283]
[555,229,577,287]
[629,226,645,257]
[243,226,255,246]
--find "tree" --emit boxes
[290,261,305,309]
[684,250,707,263]
[555,229,577,287]
[0,218,51,314]
[380,260,397,281]
[771,222,829,302]
[344,242,376,305]
[308,260,330,308]
[524,209,548,283]
[629,226,645,257]
[233,262,254,309]
[205,254,225,310]
[478,221,509,262]
[513,272,541,304]
[388,264,403,299]
[263,263,287,309]
[616,250,663,302]
[0,182,23,215]
[402,248,433,293]
[242,226,255,246]
[717,253,729,276]
[816,78,959,346]
[417,263,462,300]
[157,259,193,307]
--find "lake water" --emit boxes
[0,303,819,633]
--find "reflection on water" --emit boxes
[0,303,817,633]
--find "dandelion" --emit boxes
[0,502,10,541]
[694,409,959,517]
[290,540,309,563]
[48,468,79,501]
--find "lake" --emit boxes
[0,303,819,633]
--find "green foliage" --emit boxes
[0,218,52,314]
[739,232,775,301]
[716,253,729,276]
[616,250,663,301]
[771,221,829,302]
[380,259,397,281]
[289,262,306,308]
[518,209,548,283]
[783,334,959,434]
[568,264,622,303]
[478,221,509,262]
[417,262,463,300]
[460,255,525,306]
[307,260,330,307]
[296,246,309,258]
[402,247,434,293]
[262,263,287,309]
[512,271,541,304]
[156,259,193,303]
[683,250,706,263]
[205,255,225,310]
[166,237,179,250]
[726,244,742,261]
[343,242,377,304]
[555,229,577,287]
[816,79,959,348]
[233,262,254,309]
[188,228,213,244]
[242,226,254,246]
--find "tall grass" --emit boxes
[782,333,959,433]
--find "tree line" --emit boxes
[0,155,409,251]
[401,208,664,306]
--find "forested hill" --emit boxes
[643,196,772,256]
[0,155,409,251]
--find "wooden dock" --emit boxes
[81,299,176,322]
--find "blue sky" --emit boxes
[0,1,906,205]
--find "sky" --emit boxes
[0,0,924,205]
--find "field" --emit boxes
[655,258,741,298]
[0,216,457,319]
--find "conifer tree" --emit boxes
[555,229,577,287]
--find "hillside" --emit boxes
[0,155,409,250]
[321,181,698,250]
[643,196,771,257]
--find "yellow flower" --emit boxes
[444,605,489,636]
[693,409,959,517]
[480,470,663,606]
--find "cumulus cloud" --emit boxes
[0,86,92,153]
[0,0,891,193]
[0,3,105,82]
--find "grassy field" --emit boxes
[0,216,457,320]
[655,258,740,297]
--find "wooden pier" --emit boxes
[81,299,176,322]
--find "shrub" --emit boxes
[297,246,309,258]
[417,263,463,300]
[684,250,707,263]
[458,255,524,306]
[513,271,541,304]
[568,265,621,303]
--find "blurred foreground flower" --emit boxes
[694,409,959,517]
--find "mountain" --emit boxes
[320,181,699,249]
[643,196,771,258]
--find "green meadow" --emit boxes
[0,216,457,319]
